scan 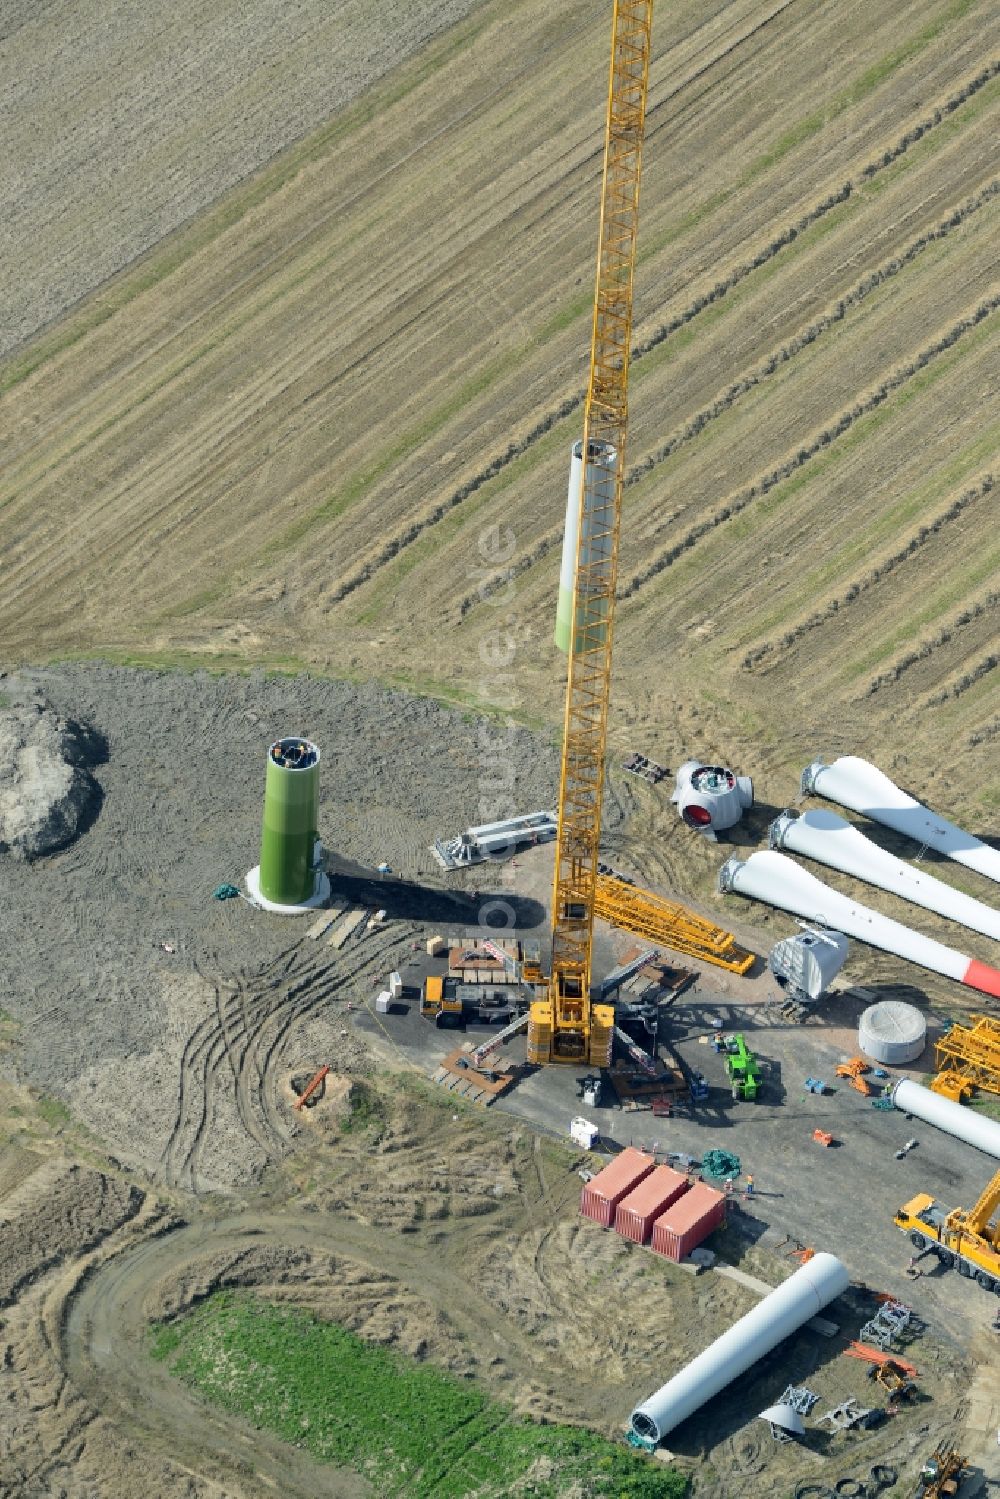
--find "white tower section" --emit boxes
[630,1253,850,1443]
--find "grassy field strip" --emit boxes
[352,424,571,626]
[742,472,997,667]
[617,294,999,605]
[151,1291,685,1498]
[0,1,505,398]
[720,409,1000,651]
[846,558,1000,688]
[862,588,1000,699]
[321,71,1000,618]
[440,318,996,649]
[1,0,585,486]
[445,147,999,627]
[1,7,983,602]
[597,372,997,733]
[160,1,995,596]
[638,0,983,265]
[330,163,993,632]
[633,60,999,358]
[626,176,998,497]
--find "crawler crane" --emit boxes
[526,2,751,1064]
[528,0,655,1066]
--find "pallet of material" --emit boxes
[306,908,341,940]
[429,1046,517,1105]
[327,908,368,949]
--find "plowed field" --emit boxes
[2,1,996,919]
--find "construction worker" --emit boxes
[744,1174,755,1198]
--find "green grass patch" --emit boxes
[43,645,317,679]
[339,1082,386,1136]
[384,670,555,733]
[151,1292,686,1497]
[36,1096,71,1128]
[967,1094,1000,1122]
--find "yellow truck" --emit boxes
[894,1166,1000,1293]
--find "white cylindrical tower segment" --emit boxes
[630,1253,850,1443]
[554,439,617,653]
[891,1077,1000,1160]
[858,1001,926,1065]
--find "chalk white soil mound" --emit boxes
[0,689,101,859]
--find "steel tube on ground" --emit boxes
[630,1252,850,1443]
[891,1077,1000,1160]
[719,850,1000,1000]
[771,809,1000,943]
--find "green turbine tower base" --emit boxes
[246,736,329,914]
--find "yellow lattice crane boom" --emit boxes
[528,0,654,1066]
[931,1013,1000,1101]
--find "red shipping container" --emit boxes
[580,1147,655,1227]
[615,1164,690,1244]
[651,1181,726,1261]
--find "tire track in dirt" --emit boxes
[56,1215,562,1496]
[160,946,325,1190]
[742,473,995,671]
[618,294,1000,602]
[158,931,415,1193]
[330,62,1000,612]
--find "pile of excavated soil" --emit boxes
[0,680,102,859]
[0,1158,143,1309]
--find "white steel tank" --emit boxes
[858,1001,926,1065]
[891,1077,1000,1160]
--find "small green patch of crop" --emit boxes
[340,1082,386,1135]
[151,1292,687,1497]
[36,1096,71,1127]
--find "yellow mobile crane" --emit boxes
[528,0,654,1067]
[895,1164,1000,1293]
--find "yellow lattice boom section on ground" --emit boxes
[593,875,756,974]
[529,0,654,1068]
[933,1014,1000,1098]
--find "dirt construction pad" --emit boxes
[0,664,999,1498]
